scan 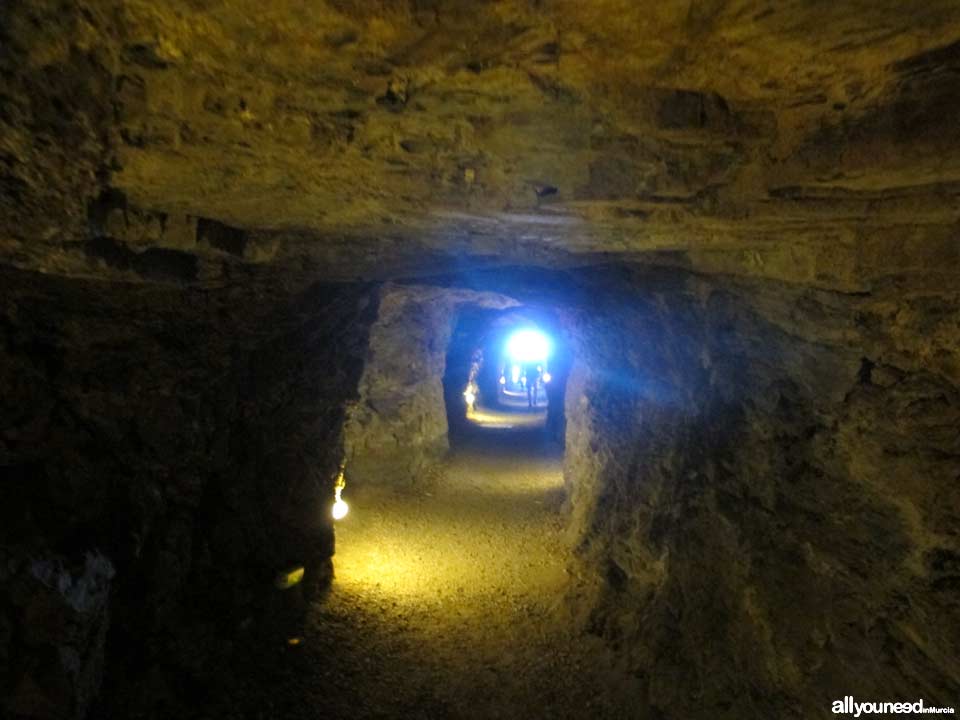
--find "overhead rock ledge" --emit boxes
[3,1,960,288]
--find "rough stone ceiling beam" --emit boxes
[2,0,959,288]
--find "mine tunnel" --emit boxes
[442,304,570,443]
[2,3,960,720]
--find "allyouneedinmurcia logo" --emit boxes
[833,697,956,716]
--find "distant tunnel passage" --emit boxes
[442,304,571,448]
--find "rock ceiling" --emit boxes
[2,0,959,289]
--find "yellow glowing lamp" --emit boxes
[542,372,552,383]
[332,462,349,520]
[463,389,476,406]
[332,485,349,520]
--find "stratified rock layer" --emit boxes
[2,1,959,288]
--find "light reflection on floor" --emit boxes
[308,425,636,719]
[464,406,546,429]
[332,422,564,604]
[465,391,548,430]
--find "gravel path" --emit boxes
[226,421,637,719]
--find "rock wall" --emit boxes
[0,267,376,718]
[0,551,114,720]
[561,266,960,718]
[344,283,516,485]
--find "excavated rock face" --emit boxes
[2,1,960,718]
[2,551,114,720]
[0,267,377,716]
[560,266,960,717]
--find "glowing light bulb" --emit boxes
[332,486,349,520]
[463,389,476,406]
[542,371,552,383]
[499,375,506,385]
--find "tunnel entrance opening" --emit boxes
[442,304,570,453]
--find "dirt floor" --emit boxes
[223,407,639,719]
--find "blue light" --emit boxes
[506,329,551,363]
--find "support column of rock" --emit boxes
[344,284,517,486]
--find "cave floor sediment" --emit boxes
[229,423,636,719]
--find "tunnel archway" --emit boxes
[442,304,571,449]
